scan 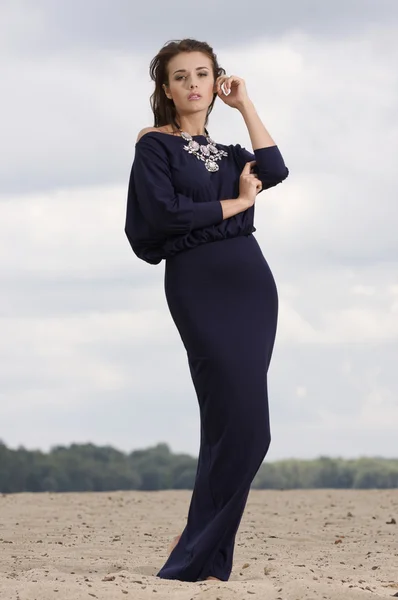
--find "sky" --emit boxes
[1,0,397,461]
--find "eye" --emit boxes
[175,72,208,81]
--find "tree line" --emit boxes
[0,440,397,493]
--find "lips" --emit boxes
[188,94,201,100]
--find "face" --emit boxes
[163,51,216,115]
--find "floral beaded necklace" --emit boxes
[179,129,228,172]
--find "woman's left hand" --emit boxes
[215,74,251,110]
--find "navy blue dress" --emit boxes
[125,130,289,582]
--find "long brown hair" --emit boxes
[149,39,226,134]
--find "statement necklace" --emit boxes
[179,129,228,172]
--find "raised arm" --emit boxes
[214,75,289,190]
[231,143,289,191]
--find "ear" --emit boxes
[162,84,172,100]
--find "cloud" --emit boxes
[1,5,397,459]
[2,0,398,60]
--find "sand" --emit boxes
[0,489,397,599]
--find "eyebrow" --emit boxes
[172,66,210,75]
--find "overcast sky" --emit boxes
[1,0,397,461]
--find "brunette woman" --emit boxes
[125,38,289,583]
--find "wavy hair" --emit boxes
[149,38,226,134]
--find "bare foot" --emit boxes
[167,534,181,556]
[206,576,222,581]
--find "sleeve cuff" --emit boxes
[254,145,289,180]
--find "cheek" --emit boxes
[169,85,183,102]
[177,90,189,104]
[208,79,217,94]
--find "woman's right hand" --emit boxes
[238,161,262,207]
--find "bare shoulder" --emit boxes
[136,126,158,143]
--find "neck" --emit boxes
[177,114,207,137]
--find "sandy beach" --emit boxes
[0,489,397,599]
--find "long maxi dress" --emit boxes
[125,130,289,582]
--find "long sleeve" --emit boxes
[124,133,287,266]
[231,144,289,190]
[130,135,224,236]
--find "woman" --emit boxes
[125,38,289,583]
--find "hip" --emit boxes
[164,234,277,300]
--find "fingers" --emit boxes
[241,161,251,174]
[242,160,256,174]
[216,75,228,94]
[223,75,233,94]
[216,74,235,95]
[241,160,262,194]
[221,81,230,96]
[247,171,262,190]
